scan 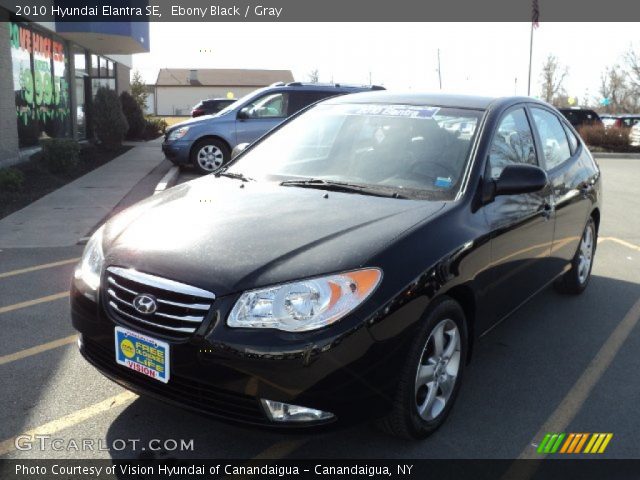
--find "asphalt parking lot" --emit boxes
[0,157,639,461]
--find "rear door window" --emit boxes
[287,91,339,116]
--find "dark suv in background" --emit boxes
[162,82,385,173]
[191,98,236,117]
[558,108,603,129]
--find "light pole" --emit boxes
[527,23,534,96]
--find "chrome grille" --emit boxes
[105,267,215,339]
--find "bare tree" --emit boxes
[539,54,568,105]
[599,65,632,113]
[307,69,320,83]
[624,47,640,109]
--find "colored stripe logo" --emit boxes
[537,433,613,454]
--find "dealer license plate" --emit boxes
[114,326,170,383]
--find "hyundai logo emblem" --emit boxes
[132,294,157,315]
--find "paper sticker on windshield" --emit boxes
[435,177,453,188]
[344,105,440,119]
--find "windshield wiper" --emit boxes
[280,178,407,199]
[215,171,254,182]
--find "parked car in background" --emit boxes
[191,98,236,117]
[162,82,385,174]
[74,93,601,439]
[600,114,617,128]
[630,122,640,146]
[605,114,640,130]
[559,108,603,129]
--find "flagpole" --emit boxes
[527,22,534,96]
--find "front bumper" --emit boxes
[71,280,409,428]
[161,139,191,164]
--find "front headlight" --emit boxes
[228,268,382,332]
[74,225,105,291]
[167,126,190,141]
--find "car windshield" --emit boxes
[228,103,483,200]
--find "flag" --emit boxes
[532,0,540,28]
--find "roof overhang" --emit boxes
[55,22,149,54]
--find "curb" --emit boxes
[154,165,180,194]
[592,152,640,159]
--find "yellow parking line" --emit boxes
[600,236,640,252]
[0,335,77,367]
[0,391,137,457]
[0,258,79,280]
[0,291,69,315]
[502,295,640,478]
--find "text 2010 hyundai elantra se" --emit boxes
[72,93,601,438]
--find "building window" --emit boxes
[91,78,116,98]
[91,55,99,77]
[9,22,71,147]
[99,57,107,77]
[88,54,117,98]
[74,52,86,76]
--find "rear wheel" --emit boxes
[191,138,229,174]
[376,297,467,439]
[554,217,596,294]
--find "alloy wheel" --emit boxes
[577,222,594,285]
[414,318,461,421]
[197,145,224,171]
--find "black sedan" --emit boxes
[191,98,236,117]
[71,93,601,439]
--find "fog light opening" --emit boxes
[261,399,334,423]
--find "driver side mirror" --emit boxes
[237,107,251,120]
[482,164,548,204]
[231,143,250,159]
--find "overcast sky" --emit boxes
[132,22,640,104]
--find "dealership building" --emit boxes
[0,4,149,167]
[151,68,295,115]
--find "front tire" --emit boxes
[554,217,596,295]
[376,297,467,439]
[191,138,230,174]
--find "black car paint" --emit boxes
[72,94,601,426]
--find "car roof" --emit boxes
[323,91,539,110]
[281,83,384,92]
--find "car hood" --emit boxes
[103,177,445,297]
[168,113,226,131]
